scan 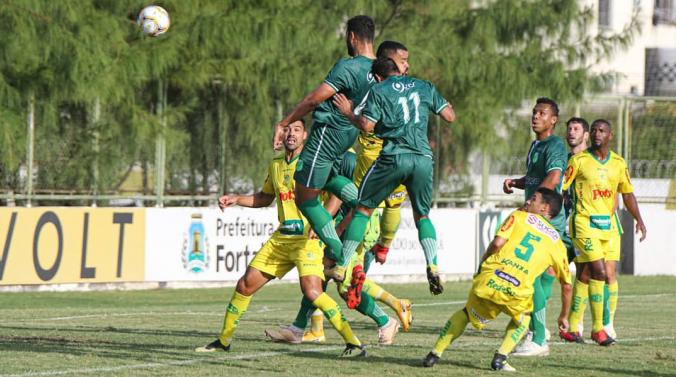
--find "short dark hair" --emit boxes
[347,15,375,42]
[591,118,611,130]
[371,57,400,78]
[536,187,563,219]
[536,97,559,117]
[566,117,589,132]
[376,40,408,58]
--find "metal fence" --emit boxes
[1,95,674,207]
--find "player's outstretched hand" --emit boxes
[218,194,239,211]
[502,179,515,194]
[636,220,647,242]
[332,93,353,117]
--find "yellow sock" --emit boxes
[310,309,324,333]
[589,279,605,332]
[380,206,401,247]
[498,315,531,355]
[218,291,252,345]
[313,293,360,345]
[568,280,588,332]
[607,281,618,325]
[432,309,468,356]
[363,278,398,310]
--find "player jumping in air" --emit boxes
[196,121,366,358]
[333,57,455,306]
[422,188,573,371]
[272,16,376,283]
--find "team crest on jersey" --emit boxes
[531,152,540,164]
[564,165,574,184]
[182,213,210,273]
[500,215,515,232]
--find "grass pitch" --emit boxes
[0,276,674,376]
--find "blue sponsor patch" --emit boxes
[494,270,521,287]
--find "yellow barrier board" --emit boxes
[0,208,145,285]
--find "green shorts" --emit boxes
[294,123,359,189]
[358,153,433,216]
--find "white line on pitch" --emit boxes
[0,345,344,377]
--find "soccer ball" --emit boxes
[137,5,170,37]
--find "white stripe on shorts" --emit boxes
[306,126,328,185]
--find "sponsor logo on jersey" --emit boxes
[564,165,574,184]
[592,188,612,200]
[279,190,295,201]
[589,215,611,230]
[526,214,560,241]
[494,269,521,286]
[182,213,210,274]
[367,72,375,84]
[392,81,415,93]
[500,258,529,275]
[486,278,516,296]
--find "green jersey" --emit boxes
[360,76,449,157]
[524,134,568,233]
[313,55,375,131]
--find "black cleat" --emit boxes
[195,339,230,352]
[422,352,440,367]
[427,267,444,295]
[340,343,367,358]
[491,352,516,372]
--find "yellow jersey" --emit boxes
[472,210,571,308]
[261,155,309,240]
[357,131,383,158]
[562,150,633,239]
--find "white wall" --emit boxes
[633,203,676,275]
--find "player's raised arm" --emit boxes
[272,83,336,150]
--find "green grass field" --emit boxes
[1,276,674,377]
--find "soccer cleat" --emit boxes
[371,243,390,264]
[264,325,303,344]
[559,330,585,343]
[511,339,550,357]
[604,324,617,340]
[491,352,516,372]
[340,343,367,358]
[346,264,366,309]
[325,265,347,282]
[591,329,616,346]
[377,317,400,345]
[195,339,230,352]
[426,267,444,295]
[395,299,413,332]
[302,329,326,343]
[422,352,440,368]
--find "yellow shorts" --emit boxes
[605,232,621,262]
[573,237,609,263]
[249,236,324,280]
[465,292,529,330]
[355,151,407,208]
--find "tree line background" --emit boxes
[3,0,665,206]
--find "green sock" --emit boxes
[339,211,370,268]
[292,279,329,329]
[299,197,343,264]
[324,175,358,208]
[416,218,437,268]
[363,249,375,274]
[531,274,547,346]
[541,272,555,301]
[603,283,610,326]
[356,292,389,327]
